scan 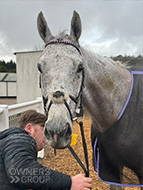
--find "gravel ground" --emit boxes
[40,114,141,190]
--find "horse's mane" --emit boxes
[81,46,127,71]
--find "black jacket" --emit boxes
[0,128,71,190]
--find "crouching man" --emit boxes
[0,110,92,190]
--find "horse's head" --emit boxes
[37,11,84,149]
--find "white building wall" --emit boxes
[16,51,42,103]
[0,82,17,97]
[0,82,6,96]
[8,82,17,96]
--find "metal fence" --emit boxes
[9,113,22,128]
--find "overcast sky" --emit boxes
[0,0,143,62]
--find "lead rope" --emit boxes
[68,118,90,179]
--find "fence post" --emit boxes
[0,105,9,131]
[36,97,44,114]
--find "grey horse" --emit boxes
[37,11,143,190]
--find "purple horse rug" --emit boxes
[92,68,143,187]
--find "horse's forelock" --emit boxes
[53,30,69,40]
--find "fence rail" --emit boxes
[0,97,45,158]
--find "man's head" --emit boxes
[19,110,47,151]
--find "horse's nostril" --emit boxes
[44,128,47,135]
[53,91,64,98]
[44,128,50,139]
[44,123,71,142]
[65,122,72,137]
[45,128,54,139]
[49,130,55,137]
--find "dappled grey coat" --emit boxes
[0,128,71,190]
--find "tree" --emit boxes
[0,66,8,72]
[0,60,16,73]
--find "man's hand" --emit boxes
[71,173,92,190]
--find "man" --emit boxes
[0,110,92,190]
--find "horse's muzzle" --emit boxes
[44,122,72,149]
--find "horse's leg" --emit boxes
[139,180,143,190]
[136,172,143,190]
[110,185,122,190]
[110,166,123,190]
[138,178,143,190]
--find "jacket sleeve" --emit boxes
[2,132,71,190]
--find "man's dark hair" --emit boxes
[19,110,47,129]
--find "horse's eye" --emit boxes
[77,64,84,73]
[37,64,42,73]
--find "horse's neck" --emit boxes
[81,48,131,132]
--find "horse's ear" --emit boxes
[70,10,82,43]
[37,12,54,43]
